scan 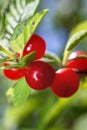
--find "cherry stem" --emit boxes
[0,45,15,60]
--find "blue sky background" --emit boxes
[36,0,87,57]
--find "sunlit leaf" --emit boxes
[71,21,87,35]
[0,58,7,67]
[0,0,40,52]
[65,30,87,51]
[4,0,39,39]
[21,51,36,67]
[6,77,31,106]
[0,13,5,39]
[80,77,87,89]
[63,30,87,65]
[9,9,48,54]
[41,51,61,68]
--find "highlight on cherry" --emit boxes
[22,34,46,60]
[67,51,87,72]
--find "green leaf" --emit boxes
[70,20,87,35]
[41,51,62,68]
[0,13,5,39]
[9,9,48,54]
[4,0,39,38]
[21,51,36,67]
[0,58,7,66]
[80,77,87,89]
[0,58,7,62]
[65,30,87,51]
[0,51,36,69]
[63,30,87,65]
[6,77,31,106]
[0,0,40,54]
[0,0,48,58]
[0,45,16,60]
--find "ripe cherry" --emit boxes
[67,51,87,72]
[3,63,26,80]
[68,51,87,59]
[22,34,46,60]
[51,68,80,98]
[25,61,55,90]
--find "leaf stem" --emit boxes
[62,50,70,66]
[0,45,15,59]
[44,51,62,67]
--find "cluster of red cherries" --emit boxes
[3,34,87,98]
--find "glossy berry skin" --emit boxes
[3,68,26,80]
[67,51,87,72]
[51,68,80,98]
[22,34,46,60]
[68,51,87,59]
[25,61,55,90]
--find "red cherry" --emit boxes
[25,61,55,90]
[3,68,26,80]
[22,34,46,60]
[68,51,87,60]
[3,62,26,80]
[51,68,80,98]
[67,51,87,72]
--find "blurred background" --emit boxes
[36,0,87,57]
[0,0,87,130]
